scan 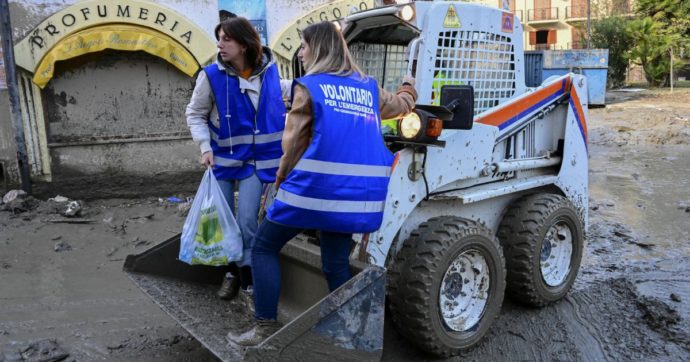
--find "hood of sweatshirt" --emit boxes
[214,46,276,78]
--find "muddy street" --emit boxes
[1,89,689,361]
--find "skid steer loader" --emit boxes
[124,1,589,360]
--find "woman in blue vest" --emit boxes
[227,21,417,345]
[186,17,290,302]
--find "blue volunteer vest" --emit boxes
[267,73,394,233]
[204,63,286,182]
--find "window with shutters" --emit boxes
[530,0,558,21]
[567,0,588,18]
[531,29,556,50]
[570,26,586,49]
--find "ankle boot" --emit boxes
[238,286,255,315]
[226,319,282,346]
[217,272,240,300]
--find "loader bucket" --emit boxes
[123,234,385,361]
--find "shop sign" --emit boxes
[271,0,373,61]
[14,0,214,74]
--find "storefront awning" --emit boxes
[33,24,200,88]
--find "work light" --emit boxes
[399,112,422,139]
[396,109,444,145]
[399,4,415,22]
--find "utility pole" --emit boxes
[670,48,674,93]
[0,0,32,193]
[586,0,591,49]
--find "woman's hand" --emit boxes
[275,175,285,189]
[402,74,415,87]
[201,151,214,167]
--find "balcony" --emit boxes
[527,7,559,24]
[566,1,634,22]
[533,43,557,51]
[565,5,588,22]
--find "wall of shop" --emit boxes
[0,0,374,188]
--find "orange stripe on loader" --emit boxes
[475,76,570,128]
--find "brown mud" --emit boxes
[2,89,689,361]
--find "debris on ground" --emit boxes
[636,295,681,332]
[3,190,27,204]
[62,201,82,217]
[177,201,193,217]
[129,213,154,223]
[1,195,39,214]
[632,241,655,249]
[12,339,70,362]
[47,195,70,203]
[131,236,151,248]
[46,218,95,224]
[54,241,72,252]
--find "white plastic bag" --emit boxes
[179,168,242,265]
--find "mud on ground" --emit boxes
[590,88,690,146]
[1,89,689,361]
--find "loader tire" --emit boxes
[388,217,505,357]
[497,193,584,307]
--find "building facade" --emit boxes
[467,0,634,51]
[0,0,377,189]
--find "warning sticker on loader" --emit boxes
[501,12,514,33]
[443,5,461,28]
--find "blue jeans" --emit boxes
[217,173,263,268]
[252,219,353,320]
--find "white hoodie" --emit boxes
[185,47,292,154]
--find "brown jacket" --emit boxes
[276,83,418,186]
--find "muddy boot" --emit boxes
[217,272,240,300]
[238,286,255,315]
[226,319,282,346]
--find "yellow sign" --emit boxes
[33,25,199,88]
[443,5,461,28]
[14,0,215,77]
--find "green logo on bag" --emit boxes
[194,205,224,246]
[191,255,229,266]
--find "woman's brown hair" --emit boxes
[301,21,363,77]
[214,17,263,69]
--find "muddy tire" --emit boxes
[388,217,506,357]
[497,193,584,307]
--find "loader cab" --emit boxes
[342,1,526,120]
[341,4,420,93]
[341,3,475,147]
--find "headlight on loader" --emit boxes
[399,4,415,22]
[385,101,470,148]
[399,112,422,139]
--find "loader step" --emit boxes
[124,234,385,361]
[430,175,558,203]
